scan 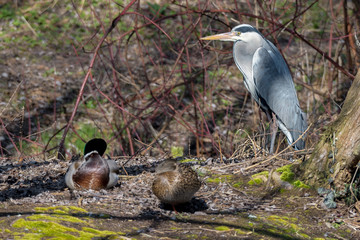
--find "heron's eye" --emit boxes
[236,32,241,36]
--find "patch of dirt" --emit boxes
[0,156,358,239]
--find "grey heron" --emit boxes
[201,24,307,153]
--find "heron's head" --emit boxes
[200,24,260,43]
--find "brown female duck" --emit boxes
[152,159,201,210]
[65,138,119,190]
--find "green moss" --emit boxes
[206,177,221,184]
[214,226,230,231]
[235,229,246,234]
[293,180,310,188]
[180,158,197,163]
[248,178,263,185]
[12,218,82,239]
[222,174,233,179]
[267,215,298,226]
[280,171,295,182]
[53,209,67,214]
[34,206,57,213]
[299,233,311,239]
[266,215,310,237]
[206,174,233,184]
[232,182,243,188]
[11,206,123,239]
[248,171,268,185]
[171,146,184,158]
[295,85,303,91]
[276,165,295,182]
[253,171,269,177]
[289,223,301,232]
[279,188,287,193]
[27,213,88,224]
[68,206,88,213]
[332,222,344,228]
[276,165,291,173]
[276,165,311,189]
[34,206,88,214]
[266,227,292,238]
[220,99,231,106]
[12,216,122,239]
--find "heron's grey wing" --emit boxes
[264,39,294,84]
[252,47,307,149]
[106,160,119,188]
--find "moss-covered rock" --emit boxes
[248,171,269,185]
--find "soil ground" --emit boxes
[0,156,358,239]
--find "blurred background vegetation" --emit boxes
[0,0,359,160]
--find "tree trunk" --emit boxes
[300,69,360,189]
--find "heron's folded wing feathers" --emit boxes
[252,47,307,149]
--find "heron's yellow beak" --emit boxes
[200,32,237,41]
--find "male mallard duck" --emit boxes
[65,138,119,190]
[152,159,201,210]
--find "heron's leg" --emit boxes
[259,108,267,149]
[269,112,278,154]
